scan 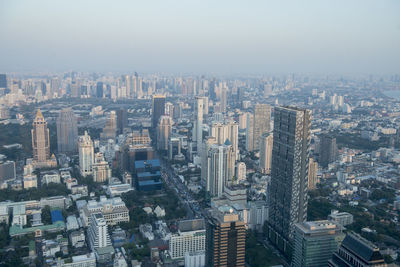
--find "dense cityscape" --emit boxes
[1,0,400,266]
[0,72,399,267]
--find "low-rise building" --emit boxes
[58,252,96,267]
[41,172,61,185]
[328,210,354,226]
[82,196,129,226]
[66,215,79,231]
[70,229,86,248]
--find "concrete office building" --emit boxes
[169,219,206,260]
[292,220,344,267]
[206,206,246,267]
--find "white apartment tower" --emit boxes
[206,143,235,197]
[259,134,273,174]
[78,131,94,177]
[88,213,112,250]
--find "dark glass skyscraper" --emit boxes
[117,109,128,135]
[0,74,7,89]
[96,82,103,98]
[152,95,166,128]
[57,108,78,153]
[267,106,311,253]
[319,135,337,168]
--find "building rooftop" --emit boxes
[341,233,384,262]
[178,219,205,232]
[135,159,161,169]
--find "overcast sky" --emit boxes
[1,0,399,74]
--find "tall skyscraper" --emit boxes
[101,111,117,140]
[328,232,387,267]
[308,158,319,190]
[259,134,273,174]
[157,116,173,151]
[116,108,127,135]
[206,206,246,267]
[96,82,104,98]
[267,106,311,252]
[0,74,7,89]
[245,112,254,151]
[88,213,112,250]
[210,120,239,160]
[78,131,94,177]
[320,135,337,168]
[201,136,217,184]
[253,103,271,150]
[57,108,78,153]
[32,109,51,164]
[292,220,344,267]
[152,95,166,128]
[246,104,271,151]
[206,143,235,198]
[92,153,112,183]
[193,96,204,146]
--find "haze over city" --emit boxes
[1,0,400,73]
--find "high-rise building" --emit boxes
[235,162,246,182]
[101,111,117,140]
[168,137,181,160]
[292,220,344,267]
[201,137,217,184]
[0,74,7,89]
[152,95,166,128]
[308,158,319,190]
[157,116,173,151]
[32,109,51,164]
[193,97,204,146]
[206,206,246,267]
[206,143,235,198]
[210,120,239,160]
[78,131,94,177]
[253,104,271,150]
[173,102,183,120]
[96,82,103,98]
[246,104,271,151]
[87,213,114,263]
[267,106,311,251]
[245,112,254,151]
[169,219,206,260]
[320,135,337,168]
[328,232,387,267]
[57,108,78,153]
[116,109,128,135]
[92,153,112,183]
[259,134,273,174]
[88,213,112,249]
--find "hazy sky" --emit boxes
[1,0,399,74]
